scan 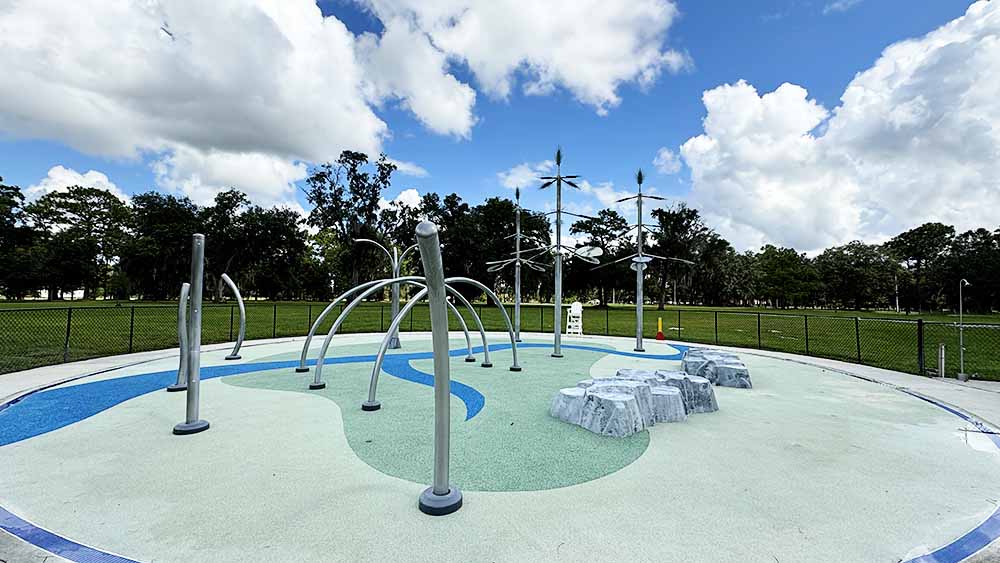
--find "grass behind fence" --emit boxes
[2,302,998,381]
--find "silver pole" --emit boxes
[514,197,522,342]
[939,343,946,379]
[220,273,245,360]
[174,234,209,435]
[960,279,969,377]
[635,183,644,352]
[389,247,402,349]
[416,221,463,516]
[553,174,563,358]
[167,283,191,392]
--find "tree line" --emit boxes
[1,151,997,313]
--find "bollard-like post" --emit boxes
[167,283,191,392]
[415,221,462,516]
[174,234,210,435]
[938,343,946,379]
[220,273,245,360]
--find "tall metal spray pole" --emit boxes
[514,189,522,342]
[635,175,645,352]
[416,221,463,516]
[173,234,210,435]
[553,172,563,357]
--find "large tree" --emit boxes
[814,241,900,310]
[569,209,628,306]
[119,192,202,300]
[887,222,955,312]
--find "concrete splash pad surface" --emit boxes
[1,333,999,563]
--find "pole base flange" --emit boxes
[309,382,326,390]
[361,401,381,411]
[388,335,401,349]
[173,420,210,435]
[464,357,476,362]
[509,366,522,372]
[551,354,563,358]
[225,354,241,361]
[418,486,463,516]
[634,348,645,353]
[295,367,310,373]
[481,362,493,368]
[166,384,187,393]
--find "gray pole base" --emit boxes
[481,362,493,368]
[173,420,210,435]
[509,366,522,372]
[361,400,381,411]
[551,353,563,359]
[166,384,187,393]
[388,335,401,349]
[225,354,241,361]
[634,348,645,353]
[295,367,310,373]
[464,356,477,363]
[309,382,327,390]
[515,339,522,343]
[418,486,463,516]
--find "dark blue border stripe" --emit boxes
[0,506,140,563]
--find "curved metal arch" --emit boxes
[355,238,393,262]
[310,277,489,390]
[444,277,520,371]
[297,277,423,372]
[220,273,246,360]
[363,283,491,410]
[167,283,191,392]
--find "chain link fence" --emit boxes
[2,303,999,380]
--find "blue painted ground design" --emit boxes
[2,340,996,563]
[0,343,685,448]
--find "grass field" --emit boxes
[2,299,998,380]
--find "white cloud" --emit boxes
[386,158,430,178]
[26,166,129,202]
[363,0,690,115]
[497,160,555,189]
[680,1,1000,252]
[379,187,423,211]
[823,0,862,15]
[652,147,681,174]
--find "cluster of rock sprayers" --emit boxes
[549,348,752,437]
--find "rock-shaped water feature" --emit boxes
[682,348,753,389]
[550,369,712,437]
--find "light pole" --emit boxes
[960,278,970,378]
[355,238,418,349]
[485,187,548,342]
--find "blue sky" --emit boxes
[0,1,992,252]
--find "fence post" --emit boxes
[605,306,609,336]
[272,303,277,338]
[677,310,682,341]
[307,304,312,333]
[128,306,135,354]
[855,317,861,363]
[380,304,385,331]
[409,307,414,331]
[229,305,235,340]
[540,305,544,332]
[756,313,762,349]
[714,311,719,344]
[917,319,925,376]
[62,307,73,362]
[804,315,810,355]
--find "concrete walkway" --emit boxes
[2,333,999,563]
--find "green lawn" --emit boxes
[2,300,998,380]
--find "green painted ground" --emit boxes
[223,340,651,491]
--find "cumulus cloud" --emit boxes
[386,158,430,178]
[653,147,682,174]
[497,160,555,190]
[26,166,129,202]
[823,0,862,15]
[681,1,1000,252]
[363,0,690,115]
[0,0,689,207]
[379,187,423,211]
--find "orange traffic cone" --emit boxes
[655,317,666,340]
